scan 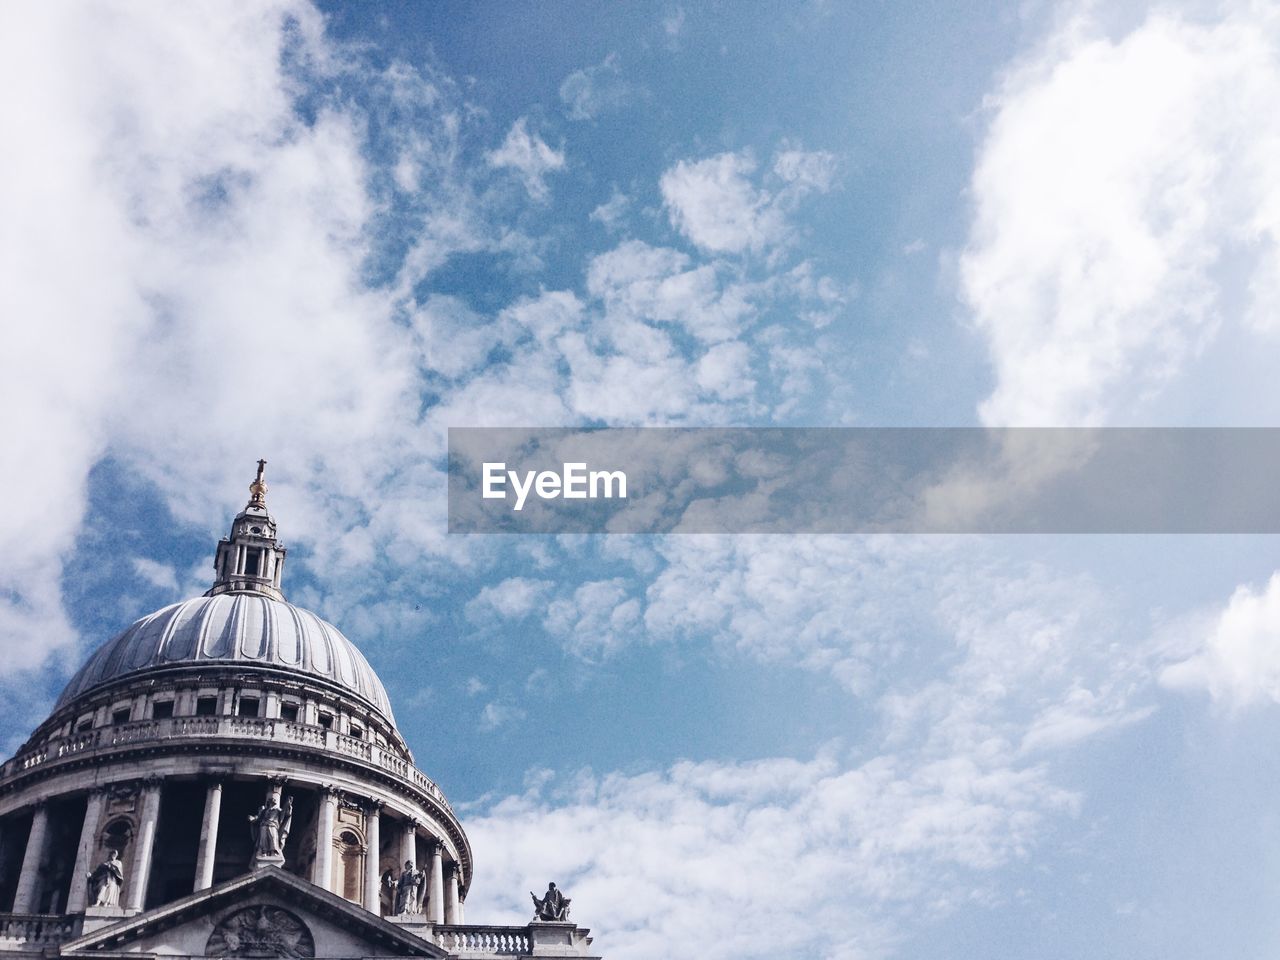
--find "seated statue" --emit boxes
[530,881,570,921]
[87,849,124,907]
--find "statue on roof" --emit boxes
[531,881,570,922]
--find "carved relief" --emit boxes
[106,784,139,814]
[337,800,364,819]
[205,904,315,958]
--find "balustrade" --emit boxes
[0,717,452,813]
[435,925,532,955]
[0,913,80,946]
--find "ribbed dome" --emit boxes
[56,594,394,720]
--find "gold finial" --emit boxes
[249,458,268,506]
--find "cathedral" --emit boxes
[0,465,600,960]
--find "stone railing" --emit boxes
[0,913,81,946]
[1,717,452,813]
[435,925,532,956]
[434,923,595,958]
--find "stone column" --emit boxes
[427,840,444,923]
[193,782,223,891]
[363,801,383,913]
[125,780,162,912]
[267,776,287,804]
[312,787,338,891]
[444,863,460,924]
[12,803,50,913]
[67,791,106,912]
[399,819,417,870]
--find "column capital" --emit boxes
[404,818,420,833]
[321,784,341,799]
[268,773,290,786]
[142,774,163,790]
[366,798,385,813]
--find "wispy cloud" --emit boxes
[487,117,566,201]
[560,53,638,121]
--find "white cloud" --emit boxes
[773,148,838,192]
[0,0,356,670]
[695,342,753,399]
[661,152,788,255]
[586,240,754,344]
[0,1,514,676]
[503,290,585,344]
[559,53,636,121]
[962,6,1280,425]
[131,557,180,593]
[544,579,643,659]
[1161,572,1280,707]
[589,188,631,231]
[411,295,506,379]
[479,700,527,733]
[487,117,566,201]
[467,534,1170,956]
[661,148,836,256]
[466,746,1075,960]
[466,577,555,623]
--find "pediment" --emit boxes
[60,867,445,958]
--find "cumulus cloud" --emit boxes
[466,577,555,623]
[1161,572,1280,706]
[544,579,643,659]
[559,53,636,121]
[661,152,789,255]
[963,6,1280,425]
[661,148,836,256]
[487,117,566,201]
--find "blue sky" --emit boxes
[5,1,1280,957]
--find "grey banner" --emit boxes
[447,427,1280,534]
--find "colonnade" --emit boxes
[5,778,464,922]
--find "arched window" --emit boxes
[100,818,133,857]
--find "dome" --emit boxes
[56,593,395,721]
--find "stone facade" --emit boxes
[0,467,600,960]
